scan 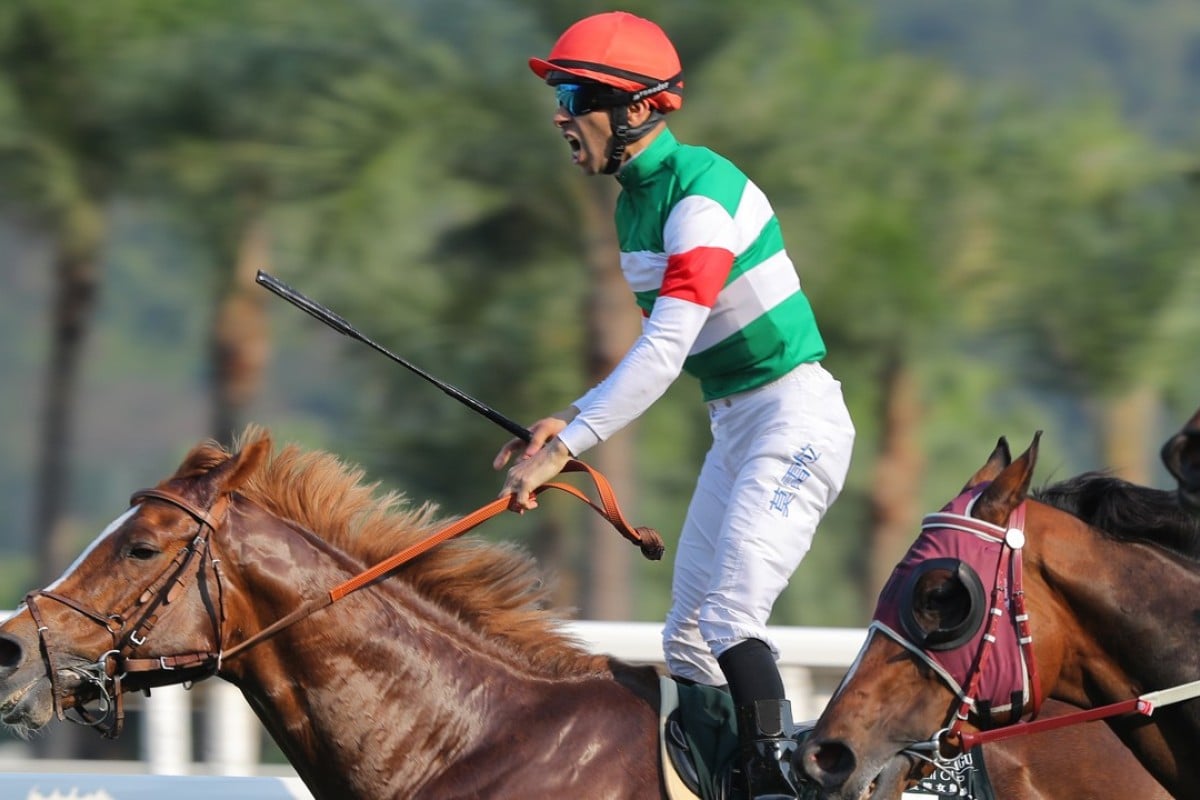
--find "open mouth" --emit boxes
[0,678,41,726]
[55,659,115,709]
[563,132,582,162]
[862,754,917,800]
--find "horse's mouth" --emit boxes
[861,754,917,800]
[0,654,114,726]
[0,676,51,734]
[801,739,918,800]
[1,678,36,717]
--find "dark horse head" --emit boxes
[798,432,1200,800]
[1162,405,1200,511]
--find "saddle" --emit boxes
[658,677,996,800]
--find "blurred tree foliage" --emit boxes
[2,0,1199,641]
[868,0,1200,143]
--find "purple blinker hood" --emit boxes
[867,485,1037,724]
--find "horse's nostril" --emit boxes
[0,634,24,671]
[800,739,857,787]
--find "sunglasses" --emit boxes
[555,83,621,117]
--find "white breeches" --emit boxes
[662,361,856,685]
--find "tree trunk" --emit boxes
[33,200,103,588]
[31,199,104,760]
[210,214,271,443]
[578,179,641,620]
[1100,384,1159,484]
[866,351,924,605]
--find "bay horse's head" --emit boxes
[1162,405,1200,512]
[799,433,1049,800]
[0,434,270,738]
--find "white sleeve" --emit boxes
[557,296,710,456]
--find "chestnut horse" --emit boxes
[0,429,1173,799]
[799,432,1200,800]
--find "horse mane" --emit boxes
[173,426,609,677]
[1034,471,1200,560]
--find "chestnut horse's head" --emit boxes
[798,433,1052,800]
[0,434,270,737]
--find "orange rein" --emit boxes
[219,459,664,661]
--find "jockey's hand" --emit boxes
[494,414,575,512]
[492,412,574,471]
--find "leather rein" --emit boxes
[24,459,663,738]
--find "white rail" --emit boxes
[564,621,865,721]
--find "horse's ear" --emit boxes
[963,436,1013,491]
[209,435,271,495]
[973,431,1040,526]
[1184,405,1200,433]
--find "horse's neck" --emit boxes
[1038,524,1200,796]
[1052,536,1200,678]
[211,506,571,799]
[232,592,498,797]
[216,513,492,796]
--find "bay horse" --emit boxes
[0,429,1173,799]
[799,432,1200,800]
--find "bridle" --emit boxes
[19,459,663,738]
[923,501,1041,737]
[25,488,231,737]
[890,491,1200,769]
[865,489,1041,770]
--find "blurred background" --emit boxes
[2,0,1199,766]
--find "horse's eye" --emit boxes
[128,545,160,561]
[898,558,987,651]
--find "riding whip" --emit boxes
[255,270,532,443]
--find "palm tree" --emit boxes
[0,0,181,759]
[0,1,112,593]
[979,104,1200,483]
[110,0,398,444]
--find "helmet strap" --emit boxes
[603,106,630,175]
[603,106,664,175]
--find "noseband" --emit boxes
[25,488,229,737]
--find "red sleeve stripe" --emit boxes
[660,247,734,308]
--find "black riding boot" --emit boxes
[718,639,802,799]
[735,698,802,800]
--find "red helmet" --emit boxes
[528,12,684,113]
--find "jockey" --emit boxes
[494,12,856,799]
